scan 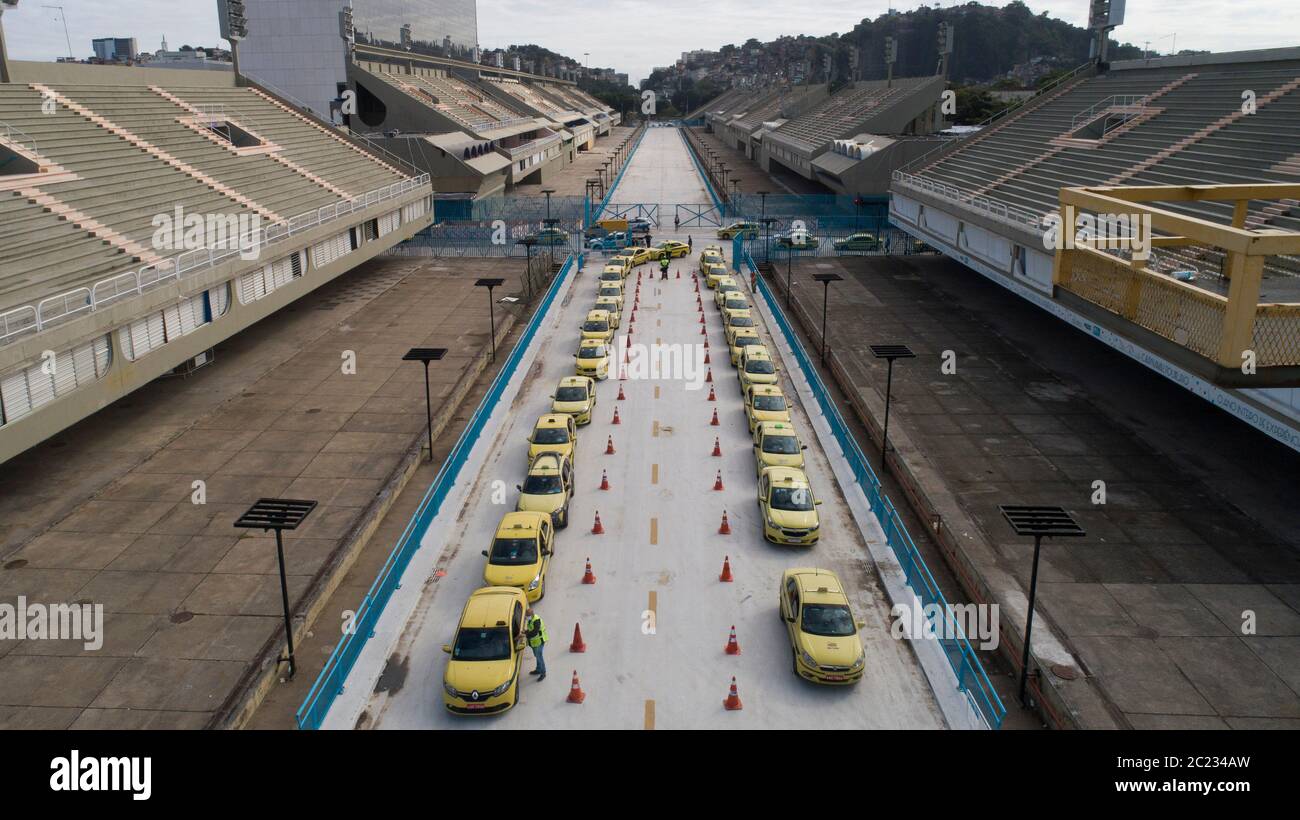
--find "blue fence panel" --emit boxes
[743,249,1006,730]
[295,252,583,730]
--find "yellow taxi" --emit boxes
[779,568,866,684]
[616,246,654,267]
[516,451,574,528]
[739,345,778,390]
[551,375,596,425]
[605,257,631,278]
[700,245,725,265]
[723,311,757,345]
[482,511,554,601]
[757,466,821,546]
[744,384,791,435]
[598,267,624,287]
[574,338,610,380]
[441,586,528,714]
[753,421,806,473]
[717,221,759,239]
[721,291,749,314]
[652,240,690,259]
[714,276,742,309]
[580,309,614,343]
[525,413,577,463]
[596,281,624,312]
[728,327,762,366]
[595,296,622,327]
[703,261,730,289]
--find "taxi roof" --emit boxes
[762,465,810,486]
[757,420,798,435]
[527,451,566,474]
[731,327,759,339]
[578,338,606,348]
[558,375,593,387]
[535,414,570,427]
[743,346,772,360]
[585,309,611,319]
[750,384,784,396]
[497,510,546,535]
[462,587,524,628]
[788,568,847,600]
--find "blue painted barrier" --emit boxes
[295,252,583,729]
[743,248,1007,730]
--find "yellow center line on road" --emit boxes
[652,420,660,437]
[650,517,658,545]
[654,385,660,399]
[651,463,659,484]
[644,700,655,730]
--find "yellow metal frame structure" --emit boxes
[1052,183,1300,370]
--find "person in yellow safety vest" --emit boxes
[659,253,670,279]
[525,608,548,681]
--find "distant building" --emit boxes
[91,37,137,63]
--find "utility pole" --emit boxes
[41,5,73,60]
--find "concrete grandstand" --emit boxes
[0,61,433,464]
[889,47,1300,448]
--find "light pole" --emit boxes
[518,236,538,300]
[235,499,318,681]
[1000,506,1086,705]
[811,272,842,364]
[475,277,506,363]
[402,347,449,461]
[869,344,915,473]
[756,190,770,262]
[761,217,777,271]
[41,5,72,61]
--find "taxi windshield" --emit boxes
[729,316,754,327]
[801,604,856,637]
[745,360,775,375]
[578,346,605,359]
[532,427,570,444]
[522,474,563,494]
[763,435,800,455]
[555,386,587,402]
[490,537,539,565]
[753,394,786,411]
[771,485,814,511]
[583,320,609,333]
[453,627,511,661]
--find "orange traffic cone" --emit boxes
[710,408,719,426]
[723,676,743,710]
[719,555,734,582]
[700,325,706,336]
[707,386,716,402]
[713,470,724,491]
[676,269,680,279]
[699,314,705,324]
[617,384,626,400]
[703,338,709,349]
[567,670,586,704]
[591,511,605,534]
[704,350,711,364]
[706,368,713,382]
[711,437,721,457]
[612,407,621,424]
[605,436,616,455]
[570,623,587,653]
[718,510,731,535]
[582,556,597,581]
[599,470,610,490]
[725,625,742,655]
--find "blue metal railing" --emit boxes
[743,248,1007,730]
[295,252,583,730]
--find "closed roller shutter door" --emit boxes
[377,210,400,237]
[123,312,166,360]
[93,335,111,377]
[179,292,206,335]
[268,256,294,291]
[311,233,349,268]
[72,342,98,385]
[25,362,55,410]
[238,268,267,304]
[162,304,183,341]
[210,283,231,316]
[52,349,78,397]
[1,370,32,424]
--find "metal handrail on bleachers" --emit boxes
[0,174,431,346]
[1069,94,1149,130]
[892,170,1042,229]
[0,120,38,157]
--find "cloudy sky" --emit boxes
[3,0,1296,85]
